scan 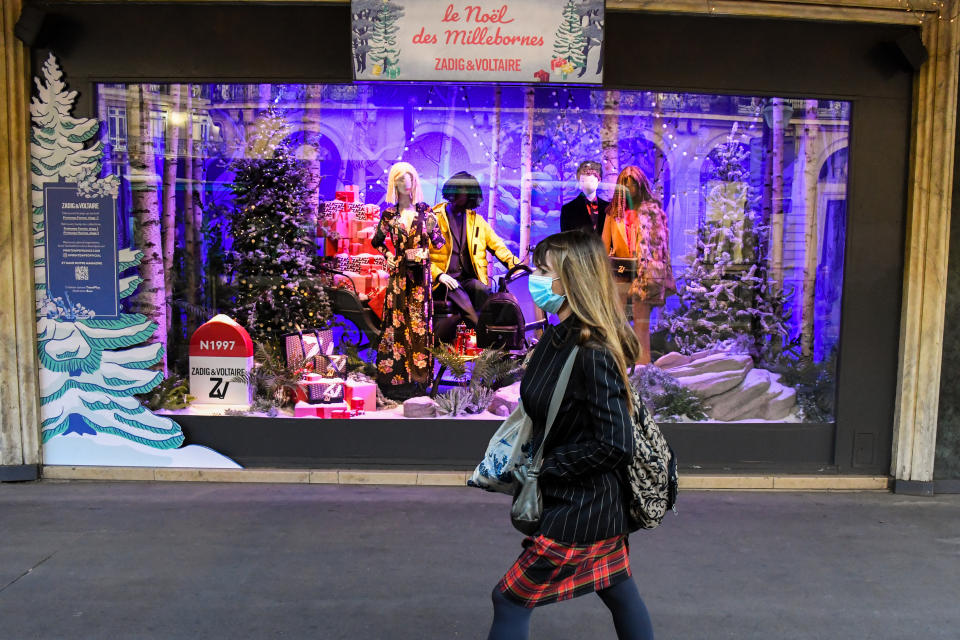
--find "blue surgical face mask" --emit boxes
[528,275,566,314]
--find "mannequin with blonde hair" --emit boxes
[601,166,675,364]
[372,162,445,399]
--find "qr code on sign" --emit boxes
[74,266,89,281]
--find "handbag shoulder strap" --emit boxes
[530,345,579,472]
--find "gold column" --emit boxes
[0,0,41,472]
[893,4,960,484]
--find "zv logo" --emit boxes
[209,377,231,399]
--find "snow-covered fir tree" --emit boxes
[368,0,403,77]
[31,54,182,449]
[658,124,790,363]
[553,0,587,73]
[226,110,331,357]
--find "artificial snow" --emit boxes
[43,432,241,468]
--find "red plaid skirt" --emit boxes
[496,534,631,608]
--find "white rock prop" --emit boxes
[764,384,798,420]
[653,352,692,369]
[655,349,797,421]
[705,368,773,421]
[679,369,751,399]
[403,396,438,418]
[488,381,521,417]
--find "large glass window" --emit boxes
[95,82,849,424]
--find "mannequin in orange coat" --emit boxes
[601,166,675,364]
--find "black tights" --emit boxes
[487,579,654,640]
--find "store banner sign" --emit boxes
[352,0,604,83]
[43,183,119,318]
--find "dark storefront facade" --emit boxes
[2,1,958,490]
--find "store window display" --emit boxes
[560,160,608,235]
[430,171,520,343]
[602,166,676,364]
[77,81,850,430]
[372,162,445,399]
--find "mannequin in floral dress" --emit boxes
[601,166,675,364]
[372,162,446,399]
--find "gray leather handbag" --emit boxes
[510,346,580,536]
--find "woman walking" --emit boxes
[488,229,654,640]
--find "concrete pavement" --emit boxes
[0,481,958,639]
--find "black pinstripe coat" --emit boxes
[520,318,634,543]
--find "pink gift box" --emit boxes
[295,401,320,418]
[316,401,350,418]
[346,380,377,411]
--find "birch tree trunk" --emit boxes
[600,90,621,198]
[193,151,205,300]
[487,86,502,227]
[183,86,198,309]
[161,84,181,331]
[769,97,786,288]
[797,99,820,357]
[518,87,535,263]
[301,85,324,233]
[651,97,665,190]
[127,85,168,374]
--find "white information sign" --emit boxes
[189,356,254,406]
[352,0,604,83]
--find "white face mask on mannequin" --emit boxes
[579,174,600,200]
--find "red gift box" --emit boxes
[335,191,358,203]
[534,69,550,82]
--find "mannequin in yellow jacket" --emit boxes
[429,172,520,342]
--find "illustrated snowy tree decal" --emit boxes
[226,110,332,359]
[576,0,604,77]
[658,124,791,363]
[352,0,382,74]
[368,0,404,79]
[553,0,587,78]
[31,54,183,449]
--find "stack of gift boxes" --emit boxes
[318,186,390,299]
[294,375,378,419]
[284,328,379,419]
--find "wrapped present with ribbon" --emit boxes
[304,376,345,404]
[351,253,378,275]
[345,380,377,411]
[358,203,380,222]
[348,241,364,256]
[319,402,351,419]
[319,200,345,219]
[335,185,361,203]
[347,255,364,273]
[335,253,350,272]
[283,328,334,370]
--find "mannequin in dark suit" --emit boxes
[560,160,608,235]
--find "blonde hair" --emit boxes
[386,162,424,204]
[533,230,641,408]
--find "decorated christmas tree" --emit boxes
[658,124,790,363]
[553,0,587,75]
[225,110,332,357]
[30,54,184,450]
[368,0,403,78]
